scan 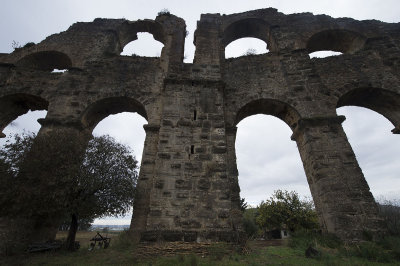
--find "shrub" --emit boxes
[243,48,257,56]
[257,190,319,233]
[207,243,230,261]
[112,230,133,249]
[11,40,21,49]
[242,208,259,238]
[378,200,400,236]
[158,8,170,16]
[362,230,373,241]
[348,242,392,263]
[378,236,400,260]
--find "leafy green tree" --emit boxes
[64,134,138,250]
[243,207,259,238]
[0,133,138,251]
[59,217,94,231]
[239,197,248,212]
[0,133,40,216]
[257,190,319,233]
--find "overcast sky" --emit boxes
[1,0,399,224]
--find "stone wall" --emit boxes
[1,8,399,246]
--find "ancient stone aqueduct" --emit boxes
[1,8,399,244]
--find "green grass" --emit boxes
[1,231,400,265]
[289,230,343,250]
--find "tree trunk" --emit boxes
[66,214,78,251]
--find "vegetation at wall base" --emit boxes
[241,190,319,240]
[256,190,319,233]
[289,230,400,264]
[378,199,400,237]
[1,231,400,265]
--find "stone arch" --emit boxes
[307,29,366,54]
[0,93,49,137]
[222,18,273,55]
[118,20,166,54]
[235,98,301,130]
[230,98,320,238]
[337,87,400,133]
[15,51,72,71]
[80,96,148,132]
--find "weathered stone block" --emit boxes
[212,180,226,190]
[184,162,201,171]
[158,153,171,159]
[211,134,224,141]
[202,120,211,128]
[171,163,181,169]
[208,163,227,173]
[149,210,162,217]
[218,211,229,219]
[163,191,172,197]
[212,121,225,128]
[199,154,212,161]
[219,192,230,200]
[181,220,201,229]
[212,146,227,154]
[162,119,174,126]
[154,180,164,189]
[195,147,206,153]
[176,193,189,199]
[175,179,192,189]
[197,178,211,190]
[162,231,183,241]
[173,152,183,159]
[177,118,192,126]
[200,133,209,139]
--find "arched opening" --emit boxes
[337,88,400,133]
[337,106,400,201]
[120,32,164,57]
[235,99,300,130]
[80,97,148,228]
[225,37,269,58]
[0,94,49,138]
[81,96,148,132]
[0,110,47,147]
[307,29,366,58]
[336,87,400,201]
[236,114,310,207]
[15,51,72,71]
[234,99,308,206]
[91,112,147,227]
[118,20,165,58]
[222,18,273,59]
